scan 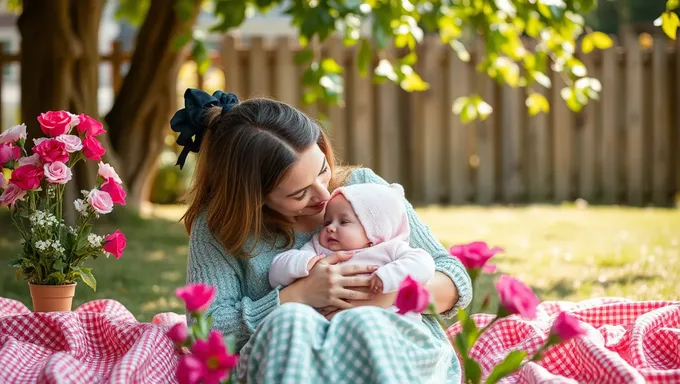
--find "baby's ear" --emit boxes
[389,183,405,198]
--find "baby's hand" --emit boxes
[306,254,325,272]
[368,274,383,293]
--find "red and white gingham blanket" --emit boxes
[447,298,680,383]
[0,297,678,383]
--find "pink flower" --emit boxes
[395,276,430,315]
[33,137,47,147]
[55,134,83,153]
[76,114,106,137]
[38,110,73,137]
[10,164,43,190]
[177,355,206,384]
[34,139,69,164]
[0,184,27,206]
[551,312,586,341]
[82,136,106,161]
[495,275,540,320]
[450,241,503,273]
[103,230,126,259]
[0,124,27,144]
[43,161,72,184]
[167,323,189,344]
[87,188,113,214]
[100,178,126,205]
[0,175,5,189]
[191,330,239,384]
[17,153,41,167]
[175,284,217,313]
[0,143,21,166]
[98,162,122,184]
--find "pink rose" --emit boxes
[17,153,41,167]
[87,188,113,214]
[0,184,27,206]
[82,136,106,161]
[100,178,126,205]
[55,134,83,153]
[450,241,503,273]
[175,283,217,313]
[188,330,238,383]
[551,312,586,341]
[43,161,72,184]
[0,143,21,166]
[167,323,189,344]
[77,114,106,137]
[495,275,540,320]
[38,110,73,137]
[10,164,43,190]
[0,124,27,144]
[395,276,430,315]
[98,162,122,184]
[177,355,206,384]
[103,229,126,259]
[34,139,69,164]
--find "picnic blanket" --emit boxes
[447,298,680,383]
[0,297,678,383]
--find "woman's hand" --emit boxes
[279,251,379,309]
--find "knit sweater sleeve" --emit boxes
[350,168,473,318]
[186,214,280,349]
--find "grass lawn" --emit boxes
[1,204,678,321]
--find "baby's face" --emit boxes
[319,194,371,252]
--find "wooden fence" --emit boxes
[1,33,679,206]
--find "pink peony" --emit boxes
[17,153,41,167]
[175,284,217,313]
[76,114,106,137]
[0,143,21,165]
[43,161,72,184]
[189,330,239,384]
[33,139,69,164]
[496,275,540,320]
[38,110,73,137]
[395,276,431,315]
[0,124,27,144]
[177,355,206,384]
[100,178,126,205]
[103,230,126,259]
[82,136,106,161]
[450,241,503,273]
[0,184,27,206]
[98,162,122,184]
[87,188,113,214]
[10,164,43,190]
[55,134,83,153]
[167,323,189,344]
[551,312,586,341]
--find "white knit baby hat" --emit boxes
[329,183,409,245]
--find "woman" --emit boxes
[172,88,473,383]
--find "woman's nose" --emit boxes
[310,180,331,202]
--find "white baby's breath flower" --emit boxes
[87,233,103,248]
[74,199,88,215]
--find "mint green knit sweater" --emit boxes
[186,168,473,351]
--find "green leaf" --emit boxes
[321,58,343,75]
[485,350,528,384]
[294,48,314,65]
[171,32,193,51]
[212,0,247,32]
[668,0,679,11]
[463,357,482,384]
[114,0,151,26]
[526,92,550,116]
[400,71,429,91]
[458,308,480,348]
[662,11,680,40]
[582,32,613,54]
[53,259,67,273]
[358,40,372,77]
[174,0,197,21]
[225,334,237,354]
[192,40,210,75]
[78,267,97,291]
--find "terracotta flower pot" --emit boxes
[28,283,77,312]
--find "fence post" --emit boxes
[110,40,123,96]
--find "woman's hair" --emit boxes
[181,98,352,259]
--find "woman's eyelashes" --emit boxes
[294,190,307,201]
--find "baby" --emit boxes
[269,182,435,318]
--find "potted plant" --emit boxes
[0,111,127,312]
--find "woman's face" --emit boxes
[265,144,332,218]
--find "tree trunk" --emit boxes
[106,0,201,209]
